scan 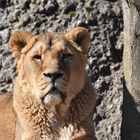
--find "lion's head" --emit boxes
[10,27,90,109]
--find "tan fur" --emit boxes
[0,93,16,140]
[0,27,96,140]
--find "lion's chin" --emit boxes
[43,88,64,106]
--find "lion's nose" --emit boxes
[43,72,63,83]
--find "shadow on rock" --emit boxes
[121,81,140,140]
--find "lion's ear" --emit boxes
[65,27,90,54]
[9,32,33,59]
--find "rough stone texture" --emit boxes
[0,0,123,139]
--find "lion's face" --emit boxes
[10,27,90,107]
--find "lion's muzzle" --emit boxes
[41,87,65,106]
[43,71,64,85]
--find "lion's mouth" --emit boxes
[41,87,65,106]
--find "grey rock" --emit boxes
[63,3,76,14]
[0,29,10,43]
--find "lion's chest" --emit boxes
[40,124,75,140]
[15,100,76,140]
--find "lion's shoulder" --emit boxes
[0,93,16,140]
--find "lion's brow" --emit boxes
[46,40,67,50]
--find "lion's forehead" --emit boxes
[33,40,66,51]
[30,34,71,54]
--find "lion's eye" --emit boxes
[33,55,41,61]
[62,53,73,62]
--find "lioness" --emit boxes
[0,27,96,140]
